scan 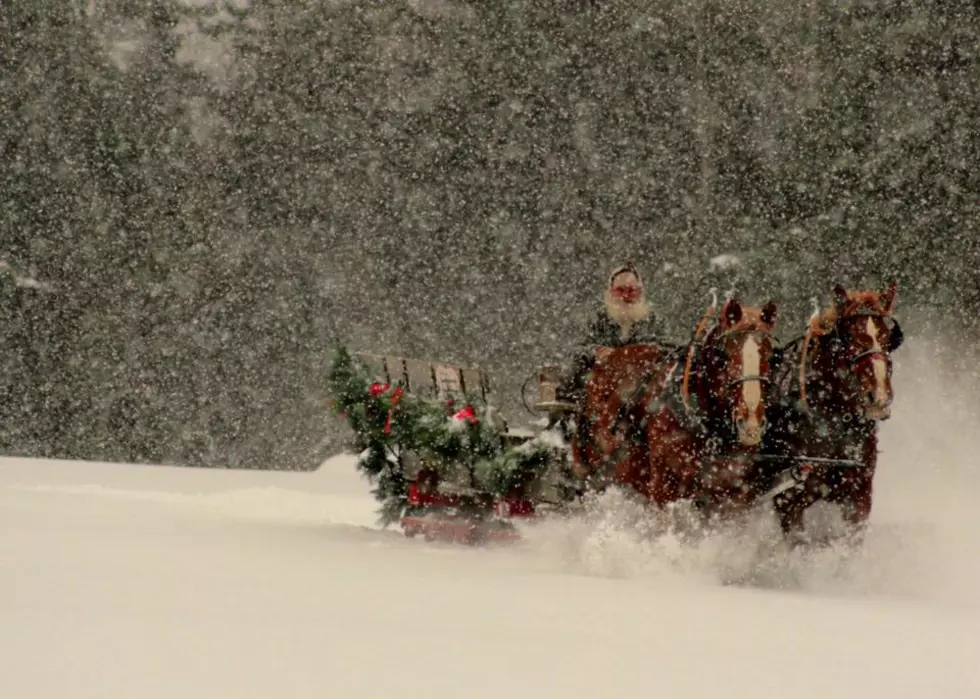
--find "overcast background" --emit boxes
[2,0,977,469]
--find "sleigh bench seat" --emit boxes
[354,352,490,402]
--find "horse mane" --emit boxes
[808,289,894,337]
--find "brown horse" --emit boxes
[764,283,903,544]
[570,343,668,496]
[645,299,780,519]
[571,298,780,524]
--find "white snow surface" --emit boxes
[3,337,980,698]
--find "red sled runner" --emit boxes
[400,473,534,545]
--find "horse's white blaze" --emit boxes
[867,317,888,405]
[741,336,762,423]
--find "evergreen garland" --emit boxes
[326,346,558,525]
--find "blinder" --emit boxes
[771,346,784,374]
[887,319,904,352]
[828,310,903,360]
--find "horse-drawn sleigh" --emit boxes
[329,282,903,550]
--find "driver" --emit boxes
[556,263,662,405]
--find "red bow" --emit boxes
[452,404,478,425]
[384,386,405,435]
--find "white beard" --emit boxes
[604,289,652,341]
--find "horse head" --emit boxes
[802,281,902,421]
[698,298,779,447]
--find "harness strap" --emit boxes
[682,303,717,411]
[798,325,816,414]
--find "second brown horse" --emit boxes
[764,283,903,544]
[571,298,780,524]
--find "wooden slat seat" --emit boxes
[354,352,490,403]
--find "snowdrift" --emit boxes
[2,336,978,698]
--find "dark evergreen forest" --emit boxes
[2,0,977,469]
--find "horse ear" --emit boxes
[760,300,778,327]
[722,298,743,327]
[881,280,898,314]
[832,284,848,312]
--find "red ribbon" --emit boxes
[384,386,404,435]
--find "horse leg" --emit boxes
[849,433,878,524]
[613,442,650,500]
[698,455,760,526]
[773,483,820,546]
[834,472,873,548]
[835,462,876,544]
[645,411,701,512]
[817,435,877,546]
[842,469,874,525]
[644,413,677,506]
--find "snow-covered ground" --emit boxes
[3,337,979,698]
